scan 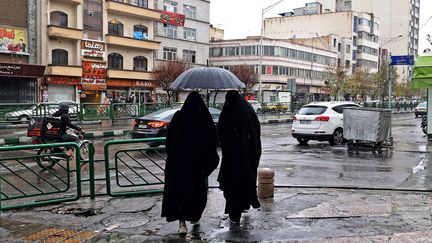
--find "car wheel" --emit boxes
[297,138,309,145]
[329,128,344,146]
[256,108,262,114]
[18,115,30,124]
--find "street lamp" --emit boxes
[259,0,286,102]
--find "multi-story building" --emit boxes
[319,0,420,81]
[209,37,337,102]
[154,0,210,65]
[0,0,45,103]
[264,7,380,73]
[37,0,161,103]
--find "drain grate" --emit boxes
[23,227,97,243]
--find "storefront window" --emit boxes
[108,53,123,69]
[52,49,68,65]
[133,56,148,71]
[50,11,68,27]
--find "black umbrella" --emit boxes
[170,67,245,90]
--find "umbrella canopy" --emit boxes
[412,56,432,89]
[170,67,245,90]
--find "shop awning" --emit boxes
[412,56,432,89]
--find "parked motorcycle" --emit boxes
[421,115,427,134]
[33,129,91,169]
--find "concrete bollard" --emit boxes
[258,168,275,199]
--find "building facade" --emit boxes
[0,0,45,103]
[319,0,420,81]
[154,0,210,65]
[209,37,337,102]
[264,10,380,73]
[37,0,161,104]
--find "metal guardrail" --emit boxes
[104,137,167,197]
[0,142,82,210]
[0,101,420,125]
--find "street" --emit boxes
[89,112,430,191]
[3,112,432,242]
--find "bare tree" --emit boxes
[345,68,372,101]
[231,65,257,96]
[153,60,189,105]
[325,64,349,101]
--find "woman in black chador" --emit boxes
[161,91,219,234]
[217,90,262,223]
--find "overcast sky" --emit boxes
[210,0,432,52]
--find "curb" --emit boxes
[0,120,101,129]
[0,129,131,146]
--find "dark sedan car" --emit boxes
[131,106,221,146]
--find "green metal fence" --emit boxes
[104,137,167,197]
[0,142,82,210]
[0,101,420,125]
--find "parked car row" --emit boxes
[3,102,80,123]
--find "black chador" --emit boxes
[217,90,262,223]
[161,91,219,225]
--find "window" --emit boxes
[353,16,358,33]
[132,0,148,8]
[133,24,148,40]
[163,47,177,60]
[84,0,103,40]
[333,38,337,47]
[163,0,178,12]
[108,53,123,69]
[338,43,341,52]
[210,47,222,57]
[183,50,196,63]
[346,44,351,53]
[52,49,68,65]
[108,20,123,36]
[164,24,178,38]
[183,28,196,41]
[50,11,68,27]
[183,5,196,19]
[133,56,147,71]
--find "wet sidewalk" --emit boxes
[2,187,432,242]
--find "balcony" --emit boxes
[105,35,160,51]
[48,25,83,40]
[107,69,154,80]
[51,0,83,4]
[106,0,161,20]
[46,65,82,77]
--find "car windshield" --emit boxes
[298,106,327,115]
[418,102,427,108]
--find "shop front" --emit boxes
[45,76,79,102]
[0,62,45,103]
[107,79,155,104]
[80,60,107,104]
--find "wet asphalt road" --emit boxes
[90,112,430,191]
[4,112,432,242]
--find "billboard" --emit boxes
[0,27,27,54]
[305,2,322,15]
[81,40,105,58]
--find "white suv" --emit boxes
[292,102,360,145]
